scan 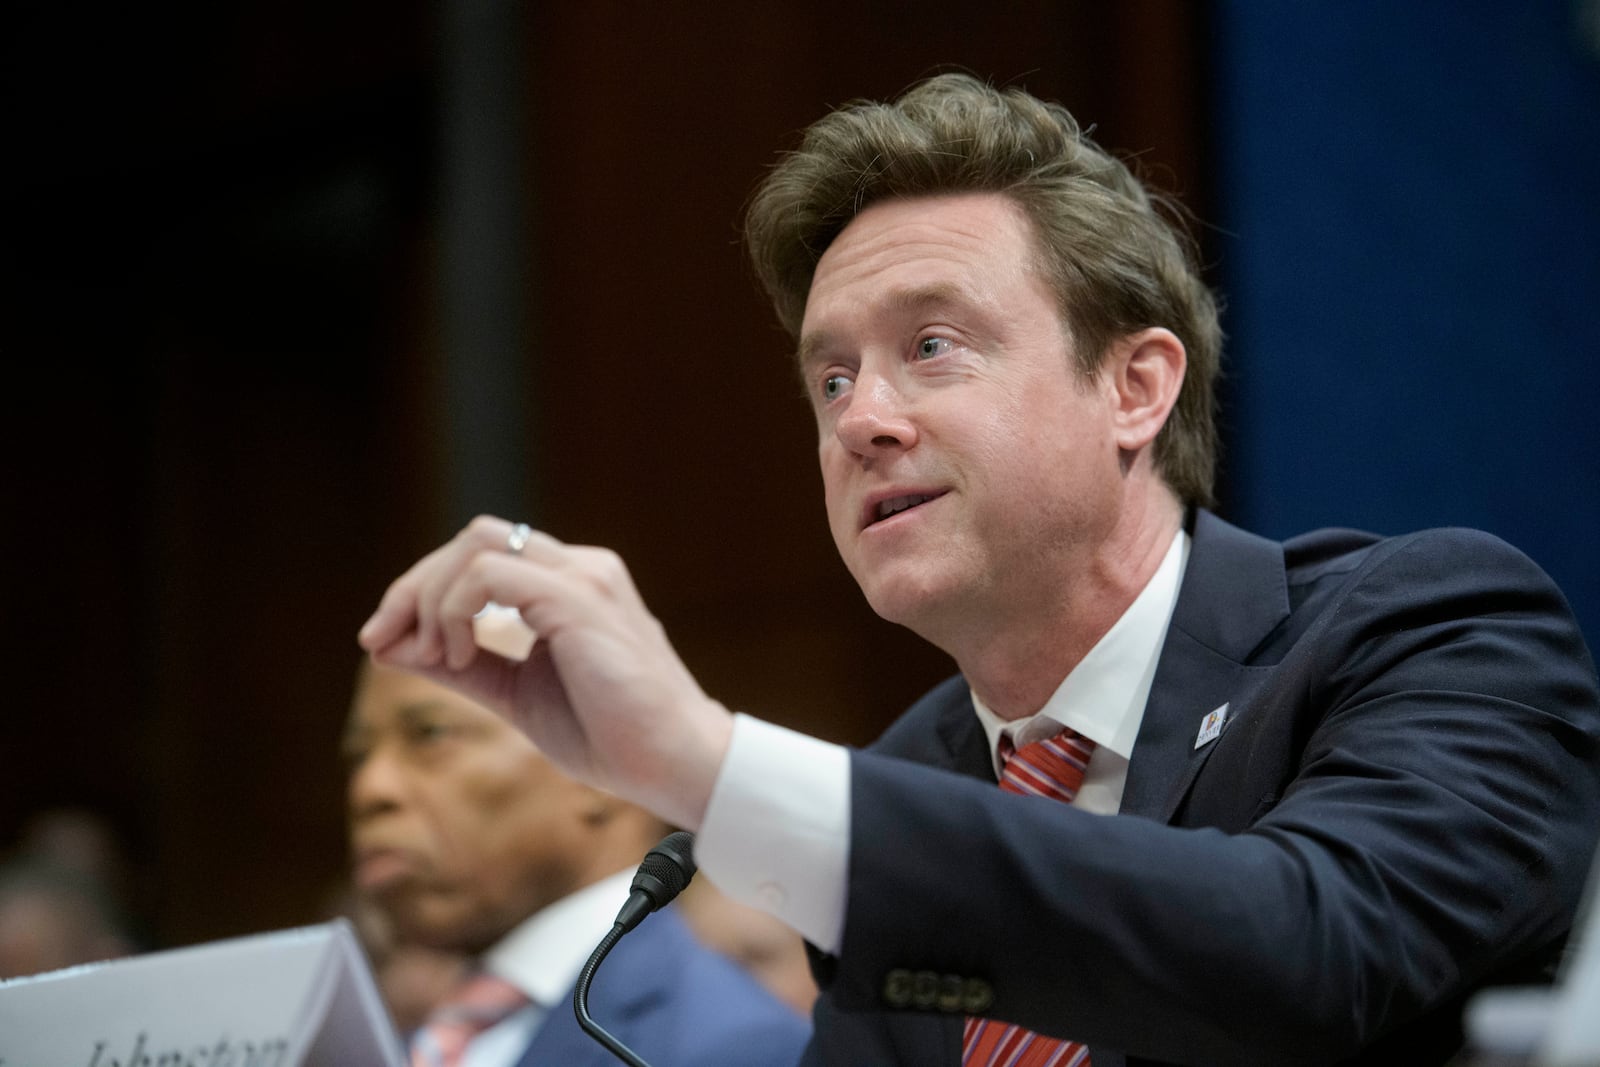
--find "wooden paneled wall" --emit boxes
[4,1,1209,948]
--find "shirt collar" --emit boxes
[481,867,635,1008]
[973,527,1189,775]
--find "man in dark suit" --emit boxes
[358,74,1600,1065]
[343,661,810,1066]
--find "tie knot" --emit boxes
[411,971,530,1067]
[998,728,1096,803]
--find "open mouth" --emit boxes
[865,491,944,528]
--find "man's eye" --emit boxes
[917,336,954,359]
[407,721,451,744]
[822,374,850,401]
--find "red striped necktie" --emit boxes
[410,970,530,1067]
[962,728,1097,1067]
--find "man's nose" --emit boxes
[834,373,918,455]
[347,748,405,822]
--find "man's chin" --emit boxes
[863,579,954,639]
[384,898,498,956]
[400,925,496,957]
[870,575,979,652]
[864,588,934,639]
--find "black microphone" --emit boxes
[574,831,698,1067]
[615,829,697,935]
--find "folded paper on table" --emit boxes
[0,918,405,1067]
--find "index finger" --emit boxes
[358,557,435,660]
[358,515,532,661]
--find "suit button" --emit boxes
[911,970,941,1010]
[883,968,913,1007]
[936,974,965,1013]
[962,978,995,1015]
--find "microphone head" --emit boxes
[629,830,697,910]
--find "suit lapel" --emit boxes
[929,510,1292,821]
[516,997,600,1066]
[935,687,991,779]
[517,913,673,1067]
[888,699,985,1065]
[915,512,1288,1067]
[1121,509,1289,822]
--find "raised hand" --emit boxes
[358,515,733,829]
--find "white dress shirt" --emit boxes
[697,528,1189,955]
[433,868,635,1067]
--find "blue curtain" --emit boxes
[1213,0,1600,645]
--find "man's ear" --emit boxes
[1108,327,1186,452]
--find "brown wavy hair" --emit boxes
[743,73,1221,507]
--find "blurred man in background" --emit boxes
[323,879,471,1034]
[676,877,817,1018]
[343,659,809,1066]
[0,806,141,981]
[0,857,136,980]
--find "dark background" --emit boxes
[4,1,1596,953]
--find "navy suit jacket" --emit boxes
[801,510,1600,1067]
[511,905,809,1067]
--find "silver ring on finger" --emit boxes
[506,522,534,555]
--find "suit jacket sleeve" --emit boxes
[812,525,1600,1066]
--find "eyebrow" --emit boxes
[339,721,372,759]
[340,698,455,752]
[795,282,974,369]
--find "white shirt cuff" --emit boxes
[695,712,849,954]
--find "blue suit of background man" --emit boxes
[511,905,808,1067]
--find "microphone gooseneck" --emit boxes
[574,831,698,1067]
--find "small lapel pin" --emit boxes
[1195,703,1229,749]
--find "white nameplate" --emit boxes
[0,919,405,1067]
[1539,843,1600,1065]
[1464,843,1600,1066]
